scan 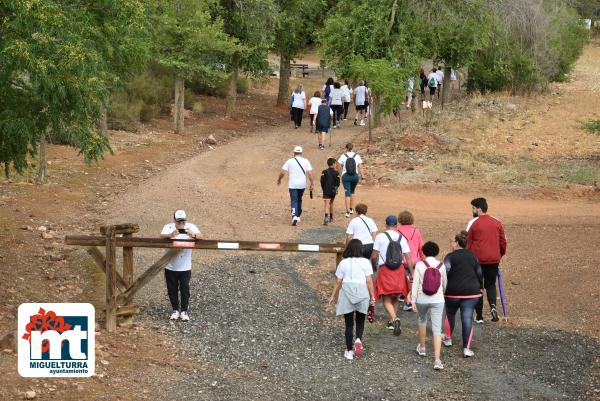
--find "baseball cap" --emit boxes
[385,215,398,226]
[174,210,187,221]
[293,145,303,153]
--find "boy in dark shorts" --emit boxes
[316,99,333,150]
[320,157,340,225]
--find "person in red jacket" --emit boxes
[466,198,507,323]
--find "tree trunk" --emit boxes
[174,75,185,134]
[388,0,398,36]
[225,53,240,117]
[373,94,382,128]
[37,134,46,185]
[276,54,291,107]
[98,102,108,135]
[442,66,452,109]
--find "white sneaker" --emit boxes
[463,348,474,358]
[359,121,366,126]
[416,344,426,356]
[345,211,351,218]
[344,350,354,360]
[291,216,299,226]
[170,310,180,320]
[442,336,453,347]
[180,311,190,321]
[434,359,444,370]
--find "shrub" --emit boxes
[188,74,249,98]
[582,119,600,134]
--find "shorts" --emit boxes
[342,173,359,197]
[429,86,436,95]
[416,302,444,336]
[323,193,336,200]
[355,104,367,111]
[316,125,329,133]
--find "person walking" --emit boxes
[435,67,444,99]
[397,210,425,311]
[467,197,507,323]
[290,84,306,128]
[323,77,334,105]
[329,239,376,360]
[427,68,439,100]
[330,82,344,128]
[411,241,447,370]
[419,68,427,97]
[320,157,340,225]
[405,77,414,110]
[315,99,333,149]
[371,215,414,336]
[337,143,363,218]
[277,146,314,226]
[353,81,368,126]
[160,210,202,321]
[341,80,352,120]
[443,230,483,358]
[345,203,378,259]
[308,91,322,133]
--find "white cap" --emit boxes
[174,210,187,221]
[293,145,303,153]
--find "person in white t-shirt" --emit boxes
[341,80,352,120]
[353,81,368,126]
[290,84,306,129]
[159,210,202,321]
[427,68,438,100]
[308,91,322,133]
[330,82,344,128]
[345,203,378,259]
[435,68,444,99]
[371,215,414,335]
[337,142,364,217]
[277,145,314,226]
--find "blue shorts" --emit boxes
[342,173,359,197]
[316,125,329,133]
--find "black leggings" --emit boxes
[291,107,303,127]
[343,102,351,119]
[445,297,479,348]
[476,263,499,317]
[344,311,365,351]
[332,104,343,123]
[165,269,191,312]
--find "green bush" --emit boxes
[188,74,248,98]
[582,119,600,134]
[108,92,144,131]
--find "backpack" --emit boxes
[422,259,443,295]
[383,232,404,270]
[428,76,437,87]
[324,85,331,98]
[345,153,357,176]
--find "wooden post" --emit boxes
[105,226,117,332]
[122,234,134,295]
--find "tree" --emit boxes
[218,0,277,116]
[154,0,237,133]
[273,0,325,107]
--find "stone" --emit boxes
[205,135,217,145]
[37,226,48,232]
[20,225,33,231]
[41,232,54,240]
[24,390,36,400]
[0,332,16,352]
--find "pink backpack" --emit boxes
[422,260,443,295]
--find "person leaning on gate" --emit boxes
[159,210,202,321]
[277,146,314,226]
[466,197,507,323]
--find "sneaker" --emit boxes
[434,360,444,370]
[403,302,413,311]
[353,119,358,126]
[354,339,363,358]
[490,307,499,322]
[442,336,453,347]
[387,321,394,330]
[474,316,484,324]
[393,318,402,336]
[170,310,180,320]
[291,216,299,226]
[328,216,334,223]
[349,208,355,214]
[345,211,351,218]
[344,350,354,360]
[323,218,328,226]
[180,311,190,321]
[359,121,366,126]
[343,118,348,121]
[416,344,426,357]
[463,348,474,358]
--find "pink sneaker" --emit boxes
[354,339,363,358]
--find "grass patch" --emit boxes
[582,119,600,134]
[559,162,600,185]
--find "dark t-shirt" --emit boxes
[320,168,340,195]
[443,248,483,296]
[316,105,331,128]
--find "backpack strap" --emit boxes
[293,157,306,175]
[423,259,443,269]
[346,153,355,160]
[359,216,370,232]
[384,231,402,248]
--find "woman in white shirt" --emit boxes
[341,80,352,120]
[411,241,447,370]
[307,91,322,133]
[290,84,306,129]
[329,239,375,360]
[345,203,378,259]
[337,142,363,217]
[330,82,344,128]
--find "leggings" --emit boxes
[331,104,343,123]
[344,311,365,351]
[291,107,304,127]
[476,263,499,317]
[445,297,479,348]
[343,102,351,119]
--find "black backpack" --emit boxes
[383,232,404,270]
[345,153,357,176]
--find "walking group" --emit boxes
[330,197,507,370]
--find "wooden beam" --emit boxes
[67,236,345,254]
[105,226,117,333]
[100,223,139,236]
[122,234,134,292]
[117,249,180,306]
[86,247,128,292]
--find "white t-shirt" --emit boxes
[341,85,351,102]
[427,72,438,87]
[335,257,373,284]
[291,91,306,109]
[160,223,201,271]
[308,97,322,114]
[354,85,367,105]
[450,69,457,81]
[436,70,444,85]
[406,78,414,93]
[282,156,312,189]
[337,151,363,175]
[330,88,343,105]
[373,230,411,267]
[346,215,378,245]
